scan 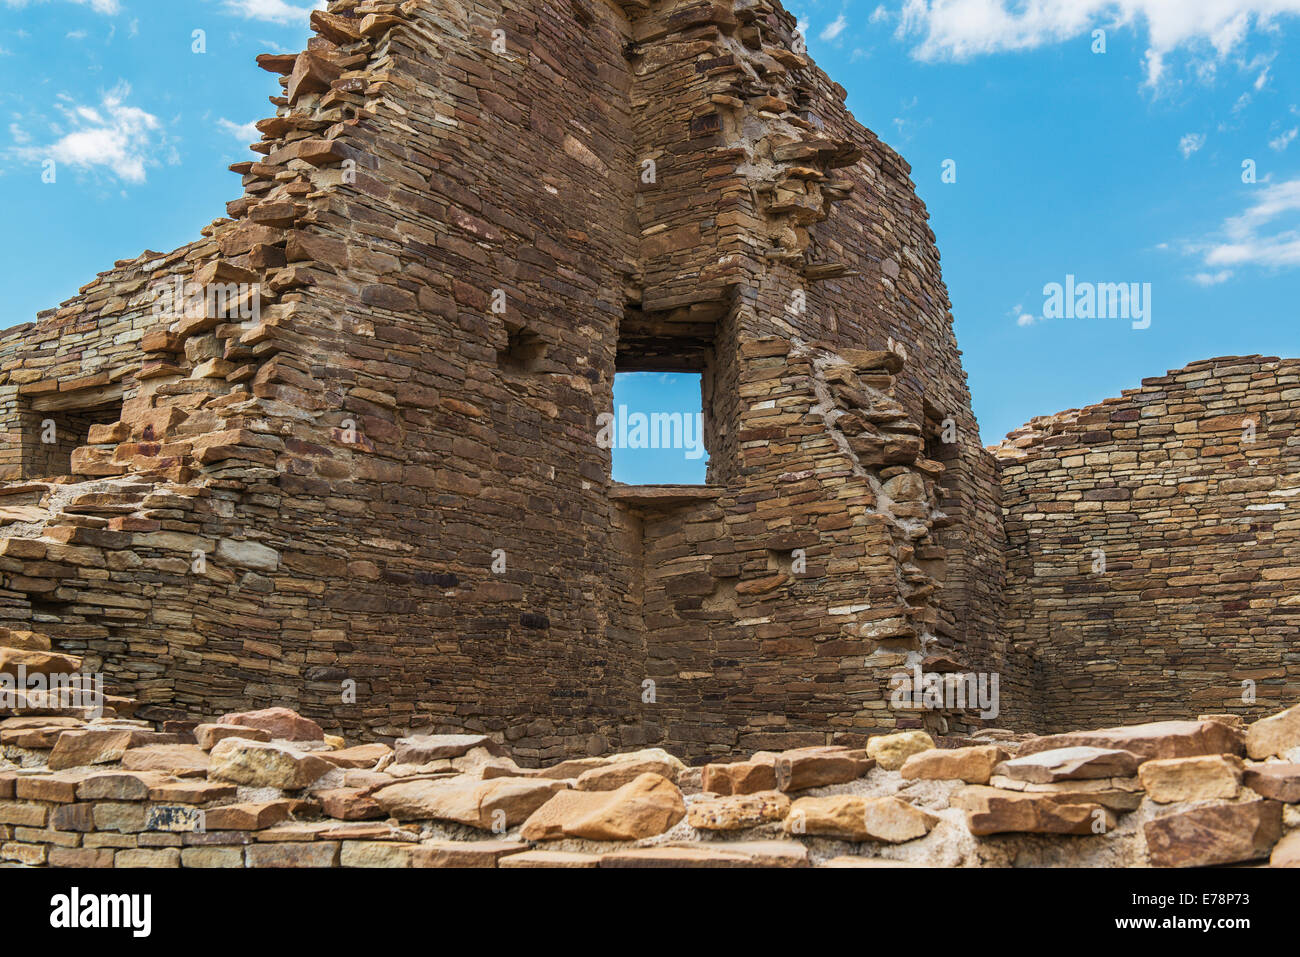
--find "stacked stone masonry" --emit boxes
[0,0,1293,778]
[1,698,1298,868]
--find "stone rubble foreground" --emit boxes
[3,636,1297,868]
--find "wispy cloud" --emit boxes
[1270,127,1298,151]
[896,0,1300,86]
[15,83,163,183]
[1179,133,1205,158]
[821,15,848,42]
[221,0,327,23]
[1,0,120,13]
[1184,177,1300,272]
[218,118,261,143]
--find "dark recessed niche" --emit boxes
[520,612,550,630]
[498,323,547,374]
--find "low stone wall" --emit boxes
[4,677,1298,867]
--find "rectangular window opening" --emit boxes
[610,371,709,485]
[20,390,124,479]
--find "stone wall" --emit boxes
[0,0,1010,760]
[0,0,1292,757]
[996,356,1300,732]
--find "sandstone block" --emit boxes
[996,746,1140,783]
[953,786,1115,836]
[208,739,332,790]
[775,746,873,791]
[786,795,939,843]
[47,729,133,771]
[866,731,935,770]
[1138,755,1243,803]
[217,707,322,742]
[411,840,529,868]
[373,776,566,829]
[1244,764,1300,803]
[1246,705,1300,760]
[1017,721,1244,763]
[900,745,1009,784]
[1144,800,1283,867]
[688,791,791,830]
[701,756,777,795]
[194,723,272,750]
[521,773,685,842]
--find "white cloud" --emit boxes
[20,83,161,183]
[1012,304,1040,327]
[1179,132,1205,157]
[221,0,326,24]
[1186,177,1300,271]
[870,5,892,24]
[1270,127,1298,151]
[0,0,120,13]
[218,118,261,143]
[821,14,848,41]
[896,1,1300,85]
[1192,270,1234,285]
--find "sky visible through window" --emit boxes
[610,372,708,485]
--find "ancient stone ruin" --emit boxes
[0,0,1296,868]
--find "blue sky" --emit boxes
[1,1,1297,485]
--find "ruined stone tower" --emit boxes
[0,0,1293,762]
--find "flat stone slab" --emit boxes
[1016,721,1244,763]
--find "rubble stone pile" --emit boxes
[3,658,1297,867]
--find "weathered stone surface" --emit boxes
[194,723,272,750]
[411,841,529,868]
[393,734,503,764]
[1246,705,1300,760]
[575,750,685,791]
[319,743,392,769]
[204,801,297,831]
[76,771,165,801]
[1016,721,1244,763]
[373,776,566,829]
[208,739,331,789]
[1144,800,1283,867]
[47,730,133,771]
[996,746,1141,784]
[688,791,791,830]
[953,786,1115,836]
[1271,830,1300,867]
[217,707,323,742]
[866,732,935,771]
[900,745,1009,784]
[316,788,384,821]
[701,757,777,796]
[1138,755,1243,803]
[245,841,339,868]
[774,747,873,791]
[121,745,210,776]
[521,773,685,842]
[1243,764,1300,803]
[786,795,939,843]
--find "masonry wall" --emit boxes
[997,356,1300,732]
[0,0,1183,760]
